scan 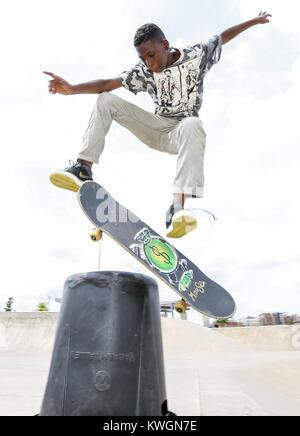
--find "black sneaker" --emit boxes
[166,203,197,239]
[49,160,93,192]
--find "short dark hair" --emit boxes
[134,23,166,47]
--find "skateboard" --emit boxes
[78,181,236,319]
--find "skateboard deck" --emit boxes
[78,181,236,319]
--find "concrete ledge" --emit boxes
[0,313,58,353]
[215,325,300,352]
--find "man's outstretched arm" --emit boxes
[221,11,272,45]
[43,71,122,95]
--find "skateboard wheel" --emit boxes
[90,228,103,242]
[175,300,187,314]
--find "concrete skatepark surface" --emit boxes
[0,313,300,416]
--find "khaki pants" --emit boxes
[78,92,207,197]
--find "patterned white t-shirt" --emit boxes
[118,35,222,120]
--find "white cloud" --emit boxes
[238,0,300,39]
[223,41,253,79]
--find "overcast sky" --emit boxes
[0,0,299,323]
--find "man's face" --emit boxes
[136,39,169,73]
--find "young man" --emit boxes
[45,11,271,238]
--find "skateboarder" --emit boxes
[45,11,271,238]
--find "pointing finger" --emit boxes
[43,71,55,78]
[43,71,60,80]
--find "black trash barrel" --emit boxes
[40,271,168,416]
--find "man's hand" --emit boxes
[43,71,73,95]
[43,72,122,95]
[256,11,272,24]
[221,11,272,44]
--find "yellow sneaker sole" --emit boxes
[167,213,197,239]
[49,172,82,193]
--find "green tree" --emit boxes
[4,297,14,312]
[35,302,49,312]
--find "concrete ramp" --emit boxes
[215,325,300,352]
[0,313,57,353]
[161,318,300,416]
[0,313,300,416]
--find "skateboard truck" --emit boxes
[90,228,103,242]
[175,299,187,314]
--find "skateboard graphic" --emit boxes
[78,181,236,319]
